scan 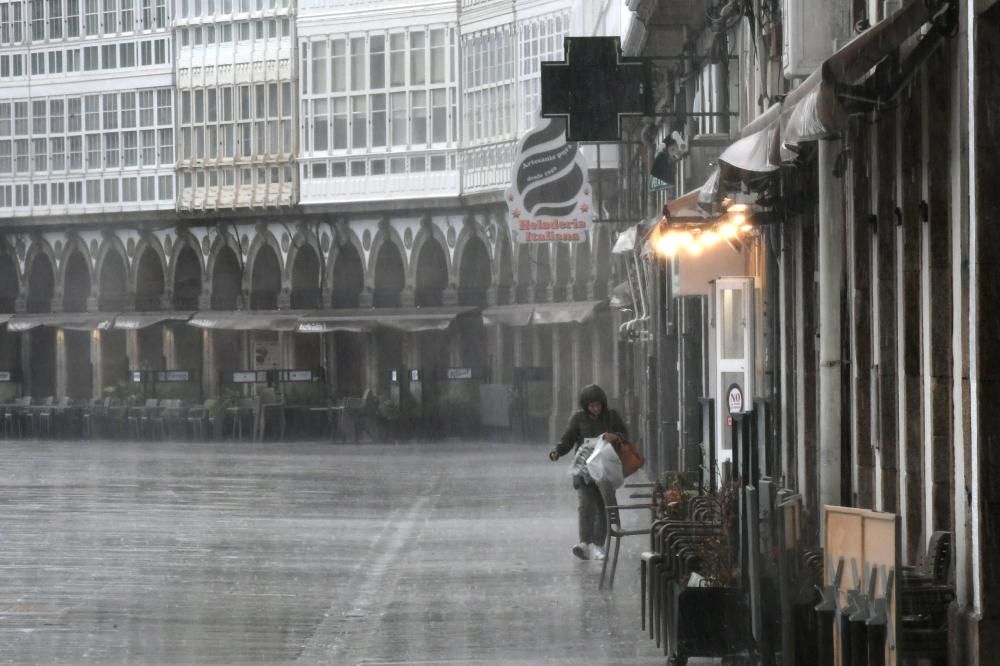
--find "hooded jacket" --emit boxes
[554,384,629,458]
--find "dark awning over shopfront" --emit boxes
[297,307,480,333]
[113,312,195,330]
[7,313,116,332]
[188,311,304,331]
[483,301,606,327]
[684,0,948,210]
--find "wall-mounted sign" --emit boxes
[447,367,473,380]
[232,371,258,383]
[131,371,143,383]
[287,370,312,382]
[410,369,420,382]
[163,370,192,382]
[390,370,399,383]
[727,383,744,415]
[505,117,592,244]
[0,371,12,382]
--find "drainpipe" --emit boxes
[818,138,845,513]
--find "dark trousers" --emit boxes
[576,480,616,545]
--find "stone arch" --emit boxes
[243,230,284,291]
[129,235,168,308]
[24,240,57,313]
[97,247,129,311]
[169,232,203,309]
[495,236,515,305]
[207,233,244,310]
[364,223,407,290]
[285,229,323,309]
[456,235,493,307]
[56,234,93,296]
[62,250,92,313]
[371,234,406,308]
[413,235,449,307]
[407,223,452,288]
[289,243,321,309]
[329,237,365,309]
[452,223,494,285]
[248,243,282,310]
[0,248,18,313]
[132,238,167,311]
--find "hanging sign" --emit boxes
[505,117,592,244]
[727,383,744,415]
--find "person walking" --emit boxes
[548,384,629,561]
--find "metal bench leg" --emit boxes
[608,537,622,589]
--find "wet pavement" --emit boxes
[0,438,684,665]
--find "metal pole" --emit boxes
[818,138,844,515]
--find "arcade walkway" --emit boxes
[0,438,672,665]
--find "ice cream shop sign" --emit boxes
[505,117,593,244]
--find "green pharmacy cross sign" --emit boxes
[541,37,652,142]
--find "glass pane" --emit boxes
[720,288,744,360]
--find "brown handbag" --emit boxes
[618,440,645,477]
[605,433,645,477]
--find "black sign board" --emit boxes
[541,37,652,142]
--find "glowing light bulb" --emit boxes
[730,212,747,227]
[727,203,749,213]
[719,222,738,239]
[686,236,704,256]
[740,223,753,233]
[700,229,720,247]
[655,230,679,257]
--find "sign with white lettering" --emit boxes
[447,367,473,380]
[505,117,592,244]
[287,370,312,382]
[0,371,12,382]
[232,371,257,383]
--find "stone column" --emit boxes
[202,329,217,398]
[125,330,140,373]
[162,327,177,369]
[90,330,103,400]
[19,331,30,396]
[549,324,573,442]
[55,329,67,400]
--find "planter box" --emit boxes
[674,586,752,663]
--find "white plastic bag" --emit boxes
[567,437,601,484]
[586,436,624,489]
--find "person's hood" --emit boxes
[578,384,608,412]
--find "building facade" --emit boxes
[0,0,630,442]
[616,0,999,660]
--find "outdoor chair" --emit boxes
[2,397,29,438]
[82,398,108,438]
[106,399,127,439]
[600,502,656,590]
[226,398,256,441]
[255,388,285,441]
[33,396,55,439]
[139,399,164,439]
[160,400,188,440]
[187,399,217,440]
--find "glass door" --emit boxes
[714,277,755,466]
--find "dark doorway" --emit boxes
[98,251,128,311]
[173,245,202,310]
[63,251,91,313]
[373,242,404,308]
[331,244,363,308]
[250,245,281,310]
[212,247,242,310]
[291,245,321,309]
[415,240,448,307]
[458,238,492,307]
[135,249,165,311]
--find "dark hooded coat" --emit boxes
[554,384,629,458]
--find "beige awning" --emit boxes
[666,189,713,221]
[298,307,479,333]
[113,312,195,330]
[482,304,536,327]
[8,313,116,332]
[531,301,605,325]
[188,311,303,331]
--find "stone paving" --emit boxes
[0,438,690,665]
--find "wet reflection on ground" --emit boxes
[0,438,680,664]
